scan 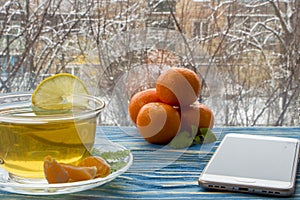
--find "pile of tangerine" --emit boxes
[128,67,214,145]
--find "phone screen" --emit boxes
[205,135,298,182]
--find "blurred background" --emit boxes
[0,0,299,126]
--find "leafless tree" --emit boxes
[0,0,299,126]
[223,0,300,126]
[0,0,145,92]
[176,0,299,126]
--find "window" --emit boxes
[193,20,208,38]
[148,0,176,13]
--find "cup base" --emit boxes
[9,173,47,184]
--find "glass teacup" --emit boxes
[0,92,104,182]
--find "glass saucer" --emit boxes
[0,140,133,195]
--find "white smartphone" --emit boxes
[198,133,300,196]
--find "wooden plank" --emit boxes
[0,126,299,199]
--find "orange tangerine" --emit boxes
[128,88,161,124]
[156,67,201,107]
[136,102,180,144]
[180,102,214,135]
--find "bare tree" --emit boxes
[0,0,93,92]
[0,0,299,126]
[224,0,299,126]
[176,0,299,126]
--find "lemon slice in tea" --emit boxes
[32,73,89,110]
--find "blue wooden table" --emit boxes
[0,126,299,199]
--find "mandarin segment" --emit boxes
[43,155,110,184]
[156,67,201,106]
[136,102,180,144]
[78,156,111,178]
[60,163,97,181]
[128,88,161,124]
[43,156,69,184]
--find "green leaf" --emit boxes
[110,161,128,173]
[193,135,202,144]
[169,131,194,149]
[201,129,217,144]
[169,127,217,148]
[190,125,198,137]
[169,125,198,149]
[92,149,130,161]
[199,128,209,136]
[91,149,131,173]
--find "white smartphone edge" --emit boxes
[198,133,300,196]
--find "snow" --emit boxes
[0,0,299,126]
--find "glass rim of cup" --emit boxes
[0,92,105,124]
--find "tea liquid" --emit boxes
[0,107,96,178]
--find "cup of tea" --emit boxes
[0,92,104,182]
